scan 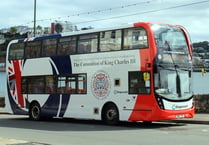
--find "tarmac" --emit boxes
[0,107,49,145]
[0,107,209,145]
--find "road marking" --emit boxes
[0,137,28,145]
[202,129,209,132]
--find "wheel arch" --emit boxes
[101,101,120,121]
[29,100,42,121]
[29,100,40,110]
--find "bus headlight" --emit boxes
[158,54,162,60]
[156,88,168,94]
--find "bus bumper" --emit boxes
[128,107,195,121]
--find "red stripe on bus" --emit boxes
[128,49,151,121]
[8,67,13,73]
[13,60,24,107]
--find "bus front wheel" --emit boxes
[102,103,119,125]
[29,102,41,121]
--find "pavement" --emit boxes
[0,107,209,145]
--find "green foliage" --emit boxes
[9,26,17,34]
[193,41,209,52]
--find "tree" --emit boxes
[193,41,209,51]
[37,25,42,30]
[9,26,17,34]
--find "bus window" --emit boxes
[42,38,57,57]
[100,30,122,51]
[78,34,98,54]
[129,71,150,94]
[57,77,67,93]
[124,28,148,49]
[67,76,76,94]
[45,76,56,93]
[58,36,76,55]
[21,77,28,94]
[57,76,76,94]
[9,43,24,59]
[77,74,87,94]
[57,74,87,94]
[27,77,45,94]
[25,41,41,58]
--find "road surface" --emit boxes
[0,114,209,145]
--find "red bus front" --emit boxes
[129,23,194,121]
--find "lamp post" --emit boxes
[34,0,36,37]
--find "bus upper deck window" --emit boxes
[25,41,41,58]
[78,34,98,54]
[42,38,57,57]
[58,37,76,55]
[9,43,24,60]
[124,28,148,49]
[100,30,122,51]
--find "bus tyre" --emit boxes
[102,103,119,125]
[29,102,41,121]
[143,121,152,125]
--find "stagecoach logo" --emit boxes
[92,71,111,99]
[172,104,189,110]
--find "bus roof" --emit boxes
[10,22,136,43]
[9,22,179,43]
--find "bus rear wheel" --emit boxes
[29,102,41,121]
[102,103,119,125]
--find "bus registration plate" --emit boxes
[176,114,185,118]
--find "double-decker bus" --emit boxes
[5,22,194,124]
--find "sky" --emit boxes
[0,0,208,42]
